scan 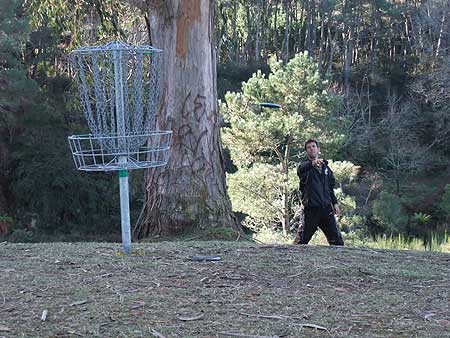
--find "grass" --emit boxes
[1,240,450,338]
[253,227,450,253]
[307,231,450,253]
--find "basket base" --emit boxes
[68,132,172,172]
[77,160,168,172]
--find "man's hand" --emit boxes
[333,204,341,217]
[312,158,324,167]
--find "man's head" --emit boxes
[304,139,320,160]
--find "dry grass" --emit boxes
[1,241,450,338]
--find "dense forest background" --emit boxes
[1,0,449,246]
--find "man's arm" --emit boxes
[297,160,313,176]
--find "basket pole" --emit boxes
[119,168,131,254]
[114,48,131,254]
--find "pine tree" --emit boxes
[222,53,346,235]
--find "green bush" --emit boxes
[7,228,34,243]
[327,160,359,186]
[372,191,408,234]
[252,226,293,245]
[438,184,450,221]
[227,164,298,229]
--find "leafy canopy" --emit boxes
[221,52,345,166]
[221,53,351,230]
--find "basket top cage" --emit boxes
[68,41,171,172]
[71,41,162,55]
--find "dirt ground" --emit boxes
[1,241,449,338]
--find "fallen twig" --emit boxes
[294,323,328,331]
[149,328,168,338]
[177,313,204,321]
[130,301,145,309]
[182,235,204,241]
[240,312,285,320]
[424,313,435,321]
[66,330,85,337]
[94,273,113,279]
[70,300,89,306]
[218,332,279,338]
[287,272,302,278]
[96,322,113,335]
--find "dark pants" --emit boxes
[295,206,344,246]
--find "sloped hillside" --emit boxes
[0,241,449,338]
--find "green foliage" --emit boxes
[0,0,28,68]
[7,228,34,243]
[438,185,450,221]
[0,0,37,135]
[227,164,298,228]
[204,227,239,241]
[25,0,134,48]
[217,62,269,99]
[0,0,133,238]
[222,53,344,166]
[0,214,13,224]
[252,226,293,245]
[368,233,449,253]
[334,188,356,214]
[413,212,432,226]
[340,215,366,232]
[372,191,408,234]
[327,160,358,186]
[222,54,354,233]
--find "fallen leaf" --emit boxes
[70,300,89,306]
[424,313,435,321]
[41,309,48,321]
[130,301,145,309]
[149,329,168,338]
[299,323,328,331]
[177,313,204,321]
[334,287,349,292]
[0,325,11,332]
[436,319,450,326]
[190,255,220,262]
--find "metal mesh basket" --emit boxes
[68,131,172,171]
[67,41,170,254]
[69,41,162,139]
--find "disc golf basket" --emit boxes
[68,41,172,254]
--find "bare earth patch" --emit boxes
[1,241,450,338]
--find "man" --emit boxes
[294,139,344,246]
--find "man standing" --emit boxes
[294,139,344,245]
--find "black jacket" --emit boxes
[297,159,338,209]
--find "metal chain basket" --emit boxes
[68,131,171,171]
[68,41,171,171]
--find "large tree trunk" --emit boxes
[135,0,238,237]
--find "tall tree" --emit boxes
[129,0,238,237]
[0,0,28,219]
[222,53,343,235]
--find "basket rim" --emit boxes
[68,131,172,140]
[70,41,162,54]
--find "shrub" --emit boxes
[372,191,408,234]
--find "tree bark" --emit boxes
[282,0,290,64]
[232,0,238,62]
[135,0,238,238]
[273,0,278,54]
